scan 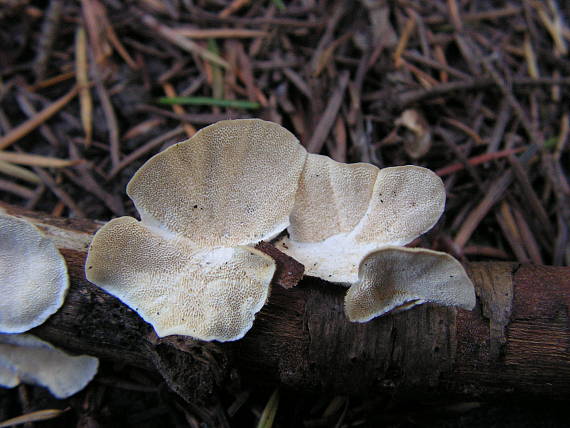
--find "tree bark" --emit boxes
[1,202,569,401]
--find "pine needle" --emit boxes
[271,0,286,11]
[257,388,279,428]
[158,96,260,110]
[0,408,69,427]
[0,160,41,183]
[0,151,82,168]
[0,85,80,150]
[75,26,93,146]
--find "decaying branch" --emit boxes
[1,202,569,402]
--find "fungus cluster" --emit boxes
[275,153,475,320]
[0,213,98,398]
[86,120,306,341]
[85,119,475,342]
[277,159,446,284]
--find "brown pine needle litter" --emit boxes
[75,26,93,147]
[0,151,82,168]
[0,86,80,150]
[0,0,569,426]
[0,160,41,184]
[0,408,70,428]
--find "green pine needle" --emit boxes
[158,96,260,110]
[257,388,280,428]
[271,0,286,11]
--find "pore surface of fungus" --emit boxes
[86,119,307,341]
[0,214,69,333]
[86,217,275,339]
[345,247,476,322]
[0,333,99,399]
[277,159,446,284]
[127,119,307,247]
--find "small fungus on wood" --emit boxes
[277,158,446,284]
[86,217,276,340]
[345,247,476,322]
[0,214,100,399]
[275,149,475,322]
[0,333,98,399]
[0,213,69,333]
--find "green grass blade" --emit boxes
[271,0,286,11]
[207,38,224,99]
[256,388,280,428]
[158,96,260,110]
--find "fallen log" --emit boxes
[1,202,569,401]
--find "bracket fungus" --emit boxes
[86,118,475,334]
[275,149,475,321]
[345,247,476,322]
[86,119,308,341]
[0,213,69,333]
[277,156,446,284]
[0,333,98,399]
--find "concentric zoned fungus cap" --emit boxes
[0,333,99,399]
[127,119,307,247]
[0,214,69,333]
[86,217,276,340]
[277,159,446,284]
[345,247,476,322]
[86,119,307,341]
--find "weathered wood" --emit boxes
[1,202,569,401]
[255,240,304,289]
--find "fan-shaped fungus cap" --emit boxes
[0,214,69,333]
[287,154,379,242]
[277,158,445,284]
[127,119,307,247]
[0,333,99,399]
[345,247,476,322]
[86,119,307,341]
[86,217,275,340]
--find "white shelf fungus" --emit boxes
[0,333,99,399]
[86,119,307,342]
[0,214,69,333]
[86,217,275,340]
[127,118,307,247]
[345,247,476,322]
[86,118,476,332]
[274,141,475,321]
[277,159,446,284]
